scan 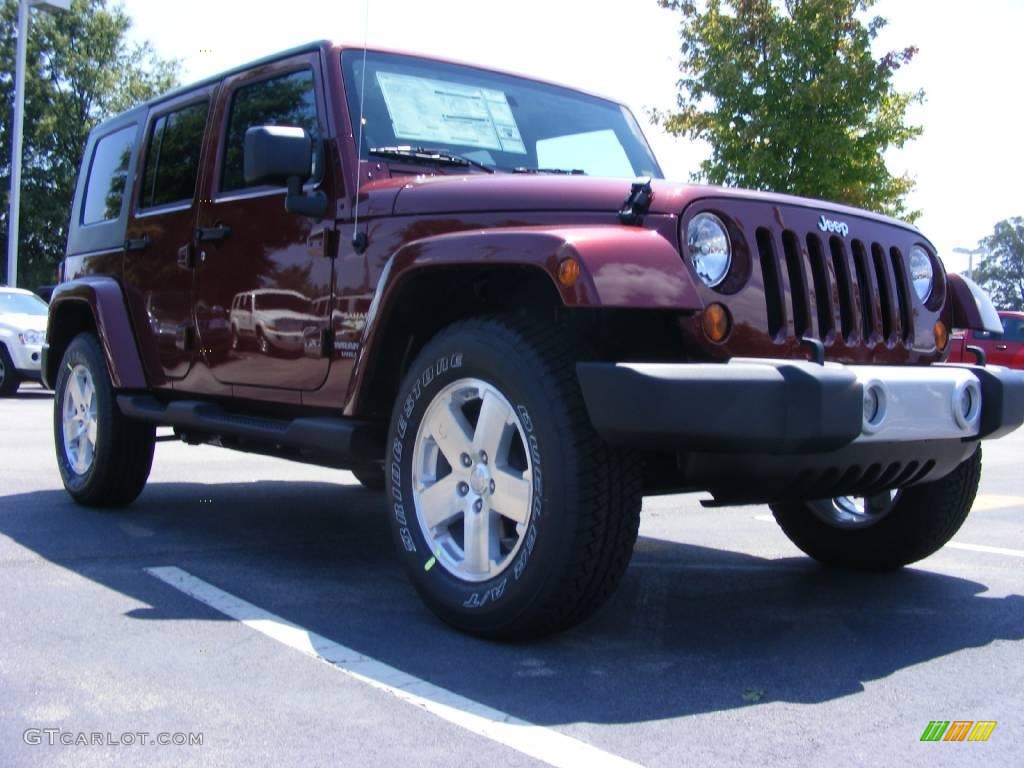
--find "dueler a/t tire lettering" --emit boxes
[386,316,642,640]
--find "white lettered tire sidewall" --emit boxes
[387,328,575,635]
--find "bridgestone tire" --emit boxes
[386,316,642,640]
[54,333,155,507]
[0,345,20,396]
[770,447,982,570]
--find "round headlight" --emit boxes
[687,213,732,288]
[909,246,934,302]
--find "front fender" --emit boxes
[945,273,1003,334]
[372,225,703,311]
[45,277,147,390]
[346,225,704,415]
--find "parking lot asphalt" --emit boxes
[2,383,1021,767]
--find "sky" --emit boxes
[118,0,1023,275]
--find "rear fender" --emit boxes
[45,277,146,390]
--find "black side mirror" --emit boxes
[243,125,327,218]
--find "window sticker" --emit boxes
[376,72,526,155]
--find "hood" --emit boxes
[0,313,47,334]
[390,174,919,233]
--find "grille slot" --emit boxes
[871,243,895,341]
[756,227,785,339]
[852,239,876,341]
[890,247,913,342]
[806,234,834,340]
[781,230,810,338]
[828,236,855,341]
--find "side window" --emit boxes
[140,101,210,209]
[81,125,136,225]
[221,69,319,193]
[1005,318,1024,342]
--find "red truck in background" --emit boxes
[949,311,1024,369]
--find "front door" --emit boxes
[979,316,1024,367]
[193,54,334,391]
[123,89,214,382]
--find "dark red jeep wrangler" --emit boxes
[44,42,1024,638]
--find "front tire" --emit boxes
[0,345,20,396]
[54,333,156,507]
[386,316,642,640]
[770,447,982,570]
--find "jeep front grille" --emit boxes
[755,226,914,345]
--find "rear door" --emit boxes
[123,89,214,382]
[192,52,335,391]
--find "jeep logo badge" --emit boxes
[818,215,849,237]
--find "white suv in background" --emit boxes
[0,287,48,396]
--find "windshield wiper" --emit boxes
[511,167,586,175]
[367,146,495,174]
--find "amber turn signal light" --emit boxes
[934,320,949,351]
[557,258,580,287]
[702,302,732,343]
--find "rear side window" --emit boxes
[140,101,210,209]
[220,69,319,193]
[81,125,136,225]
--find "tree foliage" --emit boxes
[655,0,922,220]
[974,217,1024,311]
[1,0,179,289]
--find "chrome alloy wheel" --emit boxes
[808,491,900,529]
[411,378,533,582]
[62,363,98,475]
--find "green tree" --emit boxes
[974,217,1024,310]
[1,0,179,289]
[655,0,922,220]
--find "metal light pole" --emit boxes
[952,246,987,283]
[5,0,71,288]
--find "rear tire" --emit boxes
[0,345,20,396]
[386,316,642,640]
[770,447,982,570]
[53,333,155,507]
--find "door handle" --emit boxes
[995,344,1008,350]
[195,225,232,242]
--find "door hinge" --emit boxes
[308,227,337,259]
[320,328,335,358]
[177,243,197,269]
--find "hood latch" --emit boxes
[618,177,653,226]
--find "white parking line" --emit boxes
[946,542,1024,558]
[146,566,643,768]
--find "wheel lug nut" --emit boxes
[457,482,469,496]
[460,453,472,467]
[489,479,495,493]
[480,451,488,464]
[473,498,483,513]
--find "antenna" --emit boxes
[351,0,370,254]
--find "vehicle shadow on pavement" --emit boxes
[2,480,1021,726]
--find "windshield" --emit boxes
[0,291,48,316]
[254,292,312,314]
[342,51,663,178]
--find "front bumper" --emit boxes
[8,341,43,376]
[577,359,1024,502]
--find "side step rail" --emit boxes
[117,394,385,468]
